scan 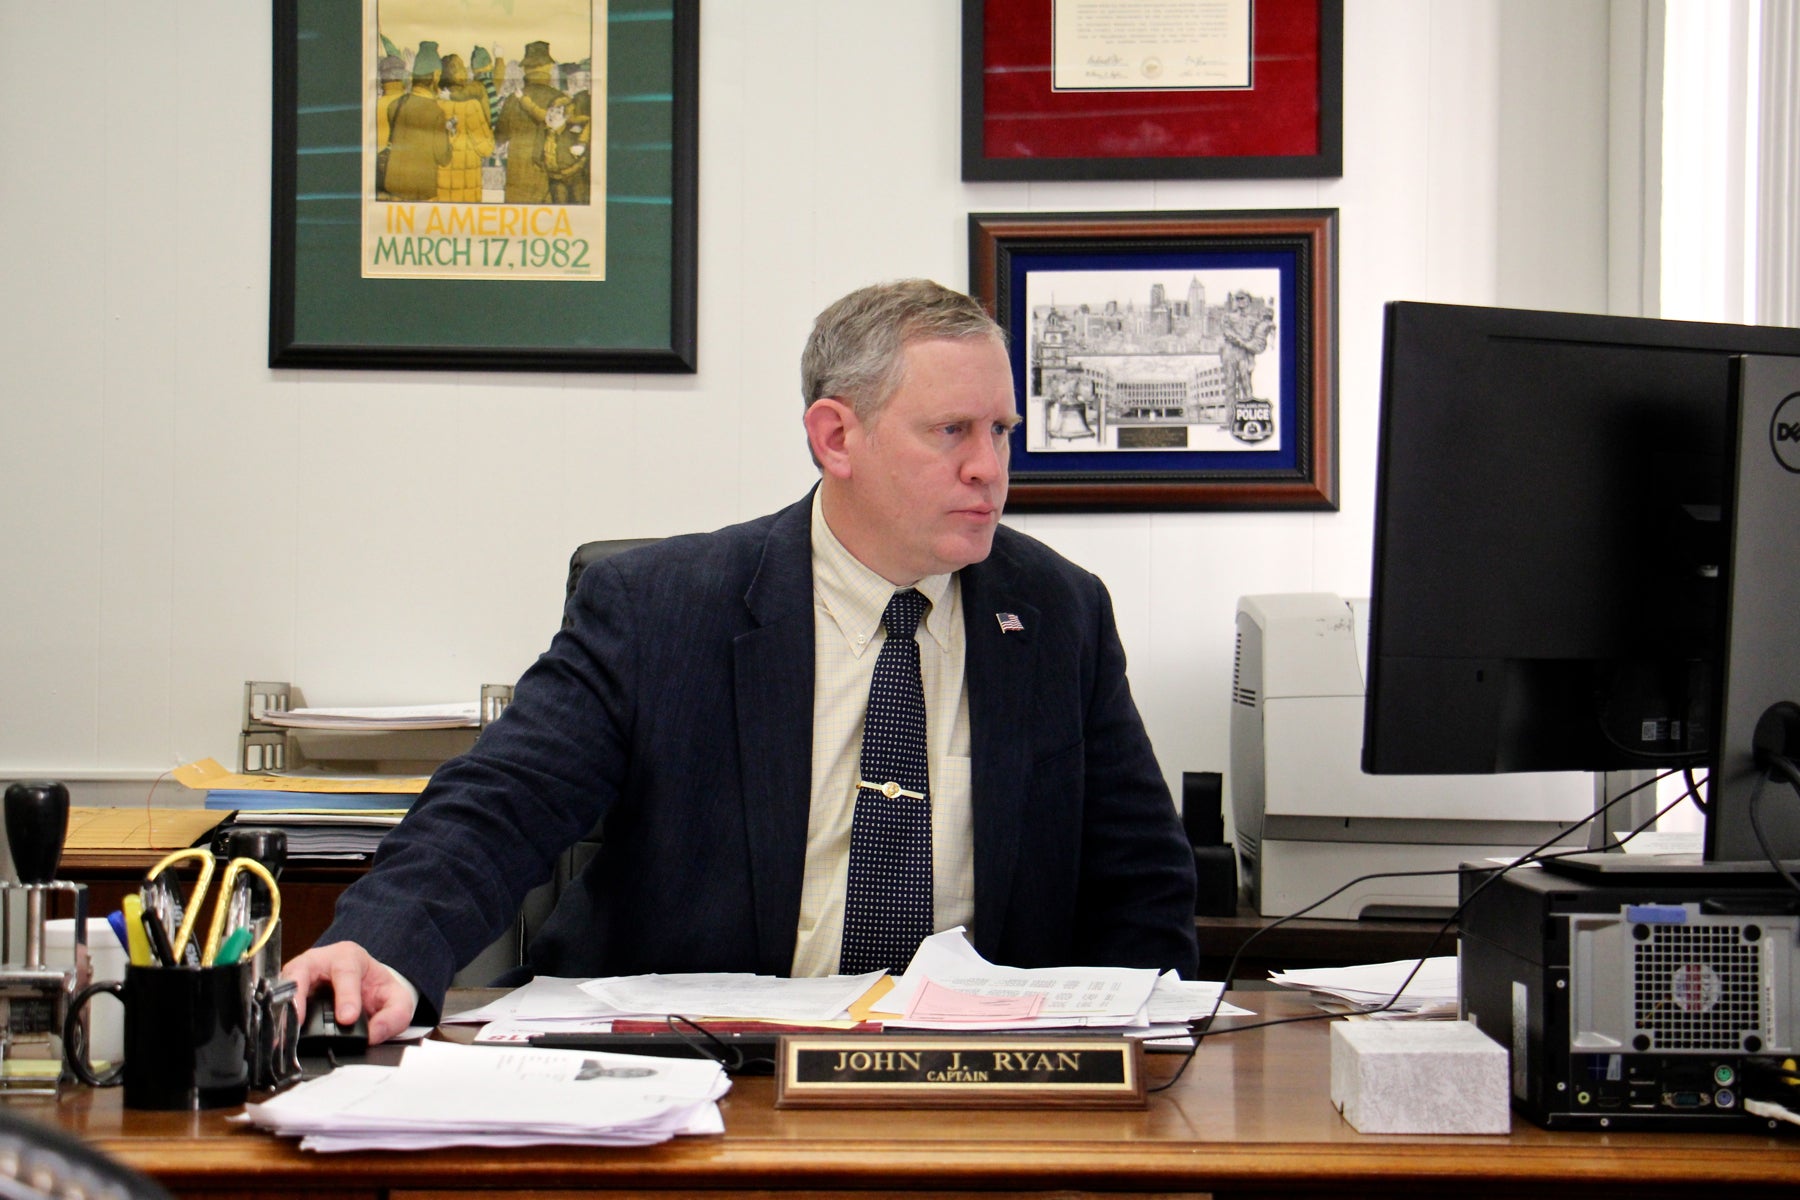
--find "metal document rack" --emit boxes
[238,681,513,775]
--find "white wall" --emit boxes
[0,1,1614,821]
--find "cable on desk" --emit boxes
[1740,1054,1800,1126]
[1151,768,1693,1093]
[1750,754,1800,899]
[663,1014,776,1077]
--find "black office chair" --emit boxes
[452,537,662,985]
[564,538,662,627]
[550,538,660,883]
[0,1107,173,1200]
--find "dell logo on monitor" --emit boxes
[1771,392,1800,473]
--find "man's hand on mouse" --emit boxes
[281,941,417,1046]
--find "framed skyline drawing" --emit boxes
[970,209,1338,511]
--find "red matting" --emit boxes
[980,0,1323,162]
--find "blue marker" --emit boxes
[106,909,131,953]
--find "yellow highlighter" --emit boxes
[119,894,154,967]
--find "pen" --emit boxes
[106,909,131,954]
[213,927,253,966]
[140,904,178,968]
[141,878,199,965]
[119,896,154,967]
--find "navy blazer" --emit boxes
[321,494,1198,1017]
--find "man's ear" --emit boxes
[803,398,859,479]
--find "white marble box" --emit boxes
[1329,1020,1511,1134]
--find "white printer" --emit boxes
[1230,594,1593,919]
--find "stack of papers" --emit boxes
[454,928,1250,1046]
[205,791,410,812]
[223,811,407,859]
[587,972,881,1023]
[174,758,430,796]
[456,972,884,1043]
[243,1039,727,1152]
[252,702,482,730]
[874,929,1249,1036]
[1268,956,1459,1019]
[171,759,421,860]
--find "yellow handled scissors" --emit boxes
[143,848,282,966]
[198,856,281,966]
[142,848,216,964]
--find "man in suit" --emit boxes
[284,280,1199,1041]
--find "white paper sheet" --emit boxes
[580,970,884,1022]
[244,1040,728,1152]
[1146,972,1253,1022]
[1268,956,1459,1019]
[443,975,617,1024]
[875,928,1160,1028]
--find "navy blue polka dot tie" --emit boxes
[840,588,934,975]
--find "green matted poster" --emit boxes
[272,0,697,371]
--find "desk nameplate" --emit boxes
[774,1034,1146,1109]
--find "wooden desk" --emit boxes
[13,992,1798,1199]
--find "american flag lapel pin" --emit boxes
[995,612,1024,634]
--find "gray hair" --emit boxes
[801,279,1006,422]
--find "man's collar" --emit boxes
[810,489,955,652]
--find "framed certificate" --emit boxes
[963,0,1343,182]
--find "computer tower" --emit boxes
[1459,865,1800,1130]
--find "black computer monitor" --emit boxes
[1361,300,1800,872]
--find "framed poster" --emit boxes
[963,0,1343,182]
[970,209,1337,511]
[271,0,698,372]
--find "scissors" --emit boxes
[142,848,282,966]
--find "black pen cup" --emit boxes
[65,962,252,1109]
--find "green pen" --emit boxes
[213,926,254,966]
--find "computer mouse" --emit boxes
[297,989,370,1057]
